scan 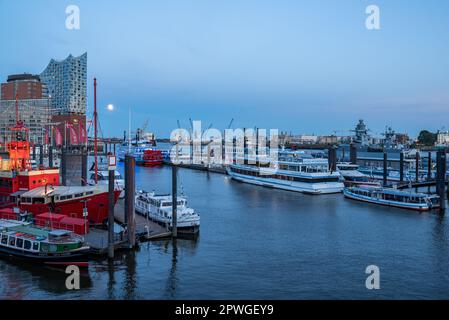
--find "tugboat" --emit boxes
[135,190,200,234]
[0,219,90,266]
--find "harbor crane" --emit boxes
[227,118,234,129]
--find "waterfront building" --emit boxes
[436,130,449,146]
[40,53,87,115]
[1,74,46,100]
[0,98,51,145]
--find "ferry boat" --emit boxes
[227,150,344,194]
[117,139,154,162]
[337,163,381,187]
[343,186,440,211]
[135,190,200,234]
[0,219,90,265]
[136,149,163,167]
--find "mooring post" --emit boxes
[108,166,115,259]
[415,152,420,182]
[350,143,357,165]
[427,151,432,180]
[61,148,67,186]
[328,146,337,172]
[436,149,446,213]
[383,152,388,187]
[39,145,44,166]
[81,149,87,186]
[124,155,136,247]
[172,165,178,238]
[399,152,404,183]
[243,128,247,165]
[48,146,53,168]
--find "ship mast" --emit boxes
[94,78,98,184]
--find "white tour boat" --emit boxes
[135,190,200,234]
[343,186,440,211]
[337,163,381,187]
[227,150,344,195]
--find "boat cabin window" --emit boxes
[16,238,24,248]
[21,197,32,204]
[74,193,84,198]
[24,240,32,250]
[1,235,7,244]
[33,197,46,204]
[33,242,39,251]
[8,236,15,246]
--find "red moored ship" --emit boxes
[0,95,121,225]
[137,149,163,167]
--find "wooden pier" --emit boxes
[113,200,172,240]
[84,228,129,255]
[163,160,227,174]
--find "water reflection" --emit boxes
[164,238,178,299]
[0,258,92,299]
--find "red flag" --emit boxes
[66,123,79,145]
[79,122,87,143]
[54,127,62,146]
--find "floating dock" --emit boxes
[113,200,172,240]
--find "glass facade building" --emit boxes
[40,53,87,115]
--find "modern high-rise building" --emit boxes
[1,74,46,100]
[40,52,87,115]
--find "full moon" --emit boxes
[107,104,114,111]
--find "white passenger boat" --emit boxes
[343,186,440,211]
[135,190,200,234]
[337,163,381,187]
[227,151,344,194]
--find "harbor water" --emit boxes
[1,162,449,299]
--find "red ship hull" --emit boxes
[20,189,121,225]
[137,149,163,167]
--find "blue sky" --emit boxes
[0,0,448,138]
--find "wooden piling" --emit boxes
[32,144,36,160]
[400,152,404,183]
[124,155,136,247]
[172,165,178,238]
[350,143,357,165]
[61,148,67,186]
[39,145,44,166]
[415,152,420,182]
[427,151,432,180]
[328,146,337,172]
[108,169,115,258]
[48,146,53,168]
[383,152,388,187]
[436,149,446,212]
[81,149,87,186]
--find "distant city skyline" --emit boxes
[1,0,448,138]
